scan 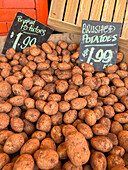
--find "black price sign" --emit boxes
[2,12,53,54]
[79,20,122,71]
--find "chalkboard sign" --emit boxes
[79,20,122,71]
[2,12,53,54]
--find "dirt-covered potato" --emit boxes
[106,133,118,146]
[13,154,34,170]
[57,142,68,160]
[63,110,77,124]
[85,110,96,126]
[23,119,35,135]
[34,149,59,170]
[105,65,118,74]
[64,89,78,102]
[40,138,56,151]
[25,109,40,122]
[109,146,125,157]
[65,132,90,166]
[0,113,9,130]
[0,81,11,98]
[92,123,108,136]
[2,162,14,170]
[114,113,128,123]
[72,74,83,86]
[98,85,111,97]
[10,117,24,132]
[94,106,104,120]
[34,90,49,100]
[20,138,40,155]
[24,98,35,109]
[56,80,68,94]
[78,108,89,120]
[62,125,77,137]
[58,101,70,112]
[77,123,93,139]
[91,136,113,152]
[103,105,115,118]
[120,96,128,109]
[51,126,63,144]
[71,98,87,110]
[62,161,83,170]
[31,131,46,141]
[78,85,91,96]
[118,130,128,152]
[80,63,94,73]
[90,151,107,170]
[0,153,10,169]
[116,52,124,64]
[111,121,123,135]
[44,101,58,115]
[36,114,51,132]
[4,134,24,154]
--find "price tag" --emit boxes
[79,20,122,71]
[2,12,53,54]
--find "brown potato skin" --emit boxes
[80,63,94,73]
[92,123,108,136]
[10,117,24,132]
[0,113,9,130]
[65,132,90,166]
[51,112,63,126]
[25,109,40,122]
[62,161,83,170]
[85,110,96,126]
[0,130,14,145]
[63,110,77,124]
[0,153,10,169]
[118,130,128,152]
[62,125,77,137]
[40,138,56,151]
[90,151,107,170]
[71,98,87,110]
[111,121,123,135]
[77,123,93,139]
[51,126,63,144]
[34,149,59,170]
[13,154,34,170]
[2,162,14,170]
[57,142,68,160]
[109,146,125,157]
[58,101,70,112]
[44,101,58,115]
[64,89,78,102]
[4,134,24,154]
[31,131,46,141]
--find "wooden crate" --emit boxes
[48,0,128,39]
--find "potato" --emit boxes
[10,117,24,132]
[78,85,91,96]
[72,66,82,75]
[99,117,111,131]
[116,70,128,79]
[107,155,125,169]
[34,149,59,170]
[25,109,40,122]
[44,101,58,115]
[111,121,123,135]
[2,162,14,170]
[0,81,11,98]
[56,80,68,94]
[41,43,52,54]
[0,153,10,169]
[6,48,15,59]
[13,154,34,170]
[123,153,128,166]
[4,134,24,154]
[85,110,96,126]
[98,85,111,97]
[106,133,118,146]
[116,52,124,64]
[77,123,93,139]
[9,96,25,106]
[35,100,46,112]
[72,74,83,86]
[78,108,90,120]
[90,151,107,170]
[31,131,46,141]
[34,90,49,100]
[68,43,77,51]
[120,96,128,109]
[40,138,56,151]
[94,106,104,120]
[48,94,61,102]
[25,98,35,109]
[105,65,118,74]
[23,119,35,135]
[101,77,110,85]
[83,165,92,170]
[59,101,70,112]
[86,96,97,108]
[51,126,63,144]
[20,138,40,155]
[0,113,9,130]
[114,113,128,123]
[65,132,90,166]
[71,98,87,110]
[80,63,94,73]
[91,136,113,152]
[32,75,45,87]
[109,94,118,103]
[20,132,28,142]
[63,110,77,124]
[62,161,83,170]
[112,78,124,87]
[36,114,51,132]
[118,130,128,152]
[51,112,63,126]
[103,105,115,118]
[62,125,77,137]
[12,84,29,97]
[0,130,14,145]
[92,123,108,136]
[57,142,68,160]
[109,146,125,157]
[64,89,78,102]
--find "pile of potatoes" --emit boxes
[0,40,128,170]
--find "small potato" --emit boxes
[78,108,89,120]
[12,84,29,98]
[0,81,11,98]
[107,155,125,170]
[56,69,72,80]
[20,138,40,155]
[85,110,96,126]
[27,61,37,70]
[30,47,41,56]
[103,106,115,118]
[36,114,51,132]
[42,43,52,54]
[109,146,125,157]
[32,75,45,87]
[72,66,83,75]
[94,106,104,120]
[6,48,15,59]
[124,77,128,89]
[13,154,34,170]
[116,52,124,64]
[120,96,128,109]
[8,107,21,118]
[0,153,10,169]
[57,142,68,160]
[65,132,90,166]
[31,131,46,141]
[118,130,128,152]
[51,126,63,144]
[99,117,111,131]
[112,78,124,87]
[83,165,92,170]
[48,94,61,102]
[10,117,24,132]
[105,65,118,74]
[110,85,117,94]
[22,77,33,90]
[71,98,87,110]
[51,112,63,126]
[58,63,71,70]
[0,113,9,130]
[40,138,56,151]
[22,66,33,78]
[77,123,93,139]
[20,132,28,142]
[43,83,55,94]
[62,125,77,137]
[1,68,10,78]
[103,97,114,105]
[5,76,18,85]
[111,121,123,135]
[62,161,83,170]
[71,51,79,60]
[91,136,113,152]
[0,130,14,145]
[68,43,77,51]
[114,113,128,123]
[98,85,111,97]
[44,101,58,115]
[9,96,25,106]
[24,98,35,109]
[64,89,78,102]
[56,45,62,55]
[34,149,59,170]
[116,70,128,79]
[63,110,77,124]
[59,101,70,112]
[108,73,120,80]
[108,94,118,103]
[73,119,84,128]
[90,151,107,170]
[92,123,108,136]
[106,133,118,146]
[123,153,128,166]
[4,134,24,154]
[84,77,97,90]
[23,119,35,135]
[86,96,97,108]
[101,77,110,85]
[80,63,94,73]
[35,100,46,112]
[34,90,49,100]
[72,74,83,86]
[59,41,68,49]
[56,80,68,94]
[2,162,14,170]
[25,109,40,122]
[78,85,91,96]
